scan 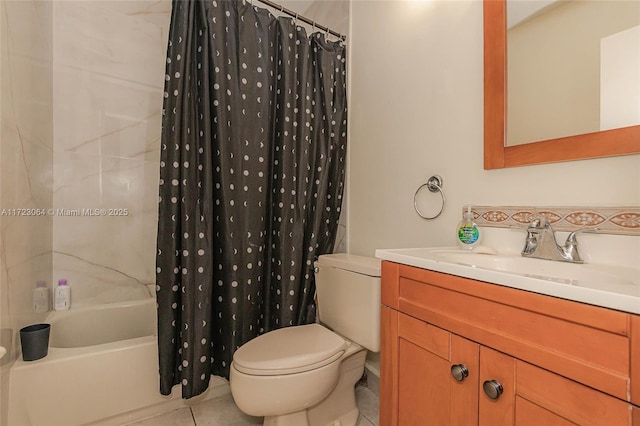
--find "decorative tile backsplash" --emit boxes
[469,206,640,236]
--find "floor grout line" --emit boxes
[189,407,197,426]
[132,381,379,426]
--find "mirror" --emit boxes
[484,0,640,169]
[507,1,640,146]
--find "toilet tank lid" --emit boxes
[315,254,381,277]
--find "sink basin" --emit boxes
[424,248,640,295]
[375,247,640,313]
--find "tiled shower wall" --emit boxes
[1,3,54,423]
[51,1,171,305]
[1,2,170,423]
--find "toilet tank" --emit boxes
[314,254,381,352]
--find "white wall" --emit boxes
[347,0,640,256]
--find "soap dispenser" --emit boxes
[456,206,481,250]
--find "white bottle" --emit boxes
[33,280,50,313]
[54,279,71,311]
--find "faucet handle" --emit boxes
[562,228,599,263]
[565,227,600,245]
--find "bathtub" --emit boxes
[8,298,228,426]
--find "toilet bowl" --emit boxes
[230,324,366,426]
[229,254,381,426]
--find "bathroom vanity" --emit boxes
[377,249,640,425]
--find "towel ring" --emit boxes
[414,175,445,220]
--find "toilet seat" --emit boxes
[232,323,349,376]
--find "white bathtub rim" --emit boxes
[12,335,157,369]
[45,296,154,322]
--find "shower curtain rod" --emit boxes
[252,0,347,41]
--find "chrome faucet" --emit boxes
[521,217,596,264]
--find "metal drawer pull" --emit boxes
[483,380,503,399]
[450,364,469,382]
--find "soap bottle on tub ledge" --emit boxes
[54,279,71,311]
[456,206,481,250]
[33,280,50,313]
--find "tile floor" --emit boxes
[124,382,379,426]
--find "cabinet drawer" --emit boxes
[384,263,631,401]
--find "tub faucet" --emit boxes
[521,217,595,264]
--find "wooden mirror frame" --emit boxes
[483,0,640,169]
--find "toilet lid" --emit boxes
[232,324,348,376]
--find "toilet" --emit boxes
[230,253,381,426]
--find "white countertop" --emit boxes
[375,244,640,315]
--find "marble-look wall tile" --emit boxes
[53,67,162,157]
[52,253,152,307]
[1,3,53,421]
[0,0,54,313]
[52,0,170,305]
[91,0,172,30]
[4,254,51,330]
[0,131,53,218]
[5,57,53,151]
[53,153,159,298]
[0,0,53,62]
[53,1,168,86]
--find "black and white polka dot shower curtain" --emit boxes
[155,0,347,398]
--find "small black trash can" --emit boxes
[20,323,50,361]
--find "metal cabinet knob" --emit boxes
[483,380,503,399]
[450,364,469,382]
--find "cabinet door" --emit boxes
[515,361,632,426]
[450,334,480,425]
[514,397,577,426]
[394,313,479,425]
[479,346,515,426]
[398,335,450,424]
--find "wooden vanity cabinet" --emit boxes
[381,261,640,426]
